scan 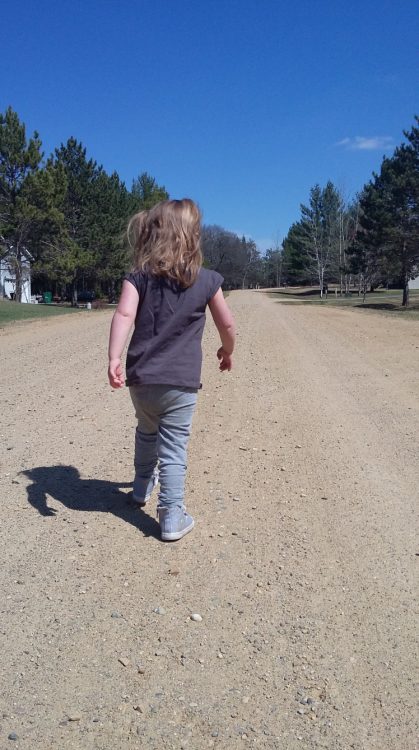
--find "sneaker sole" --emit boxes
[161,518,195,542]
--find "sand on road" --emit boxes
[0,292,418,750]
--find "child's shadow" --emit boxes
[22,465,161,540]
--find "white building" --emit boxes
[0,249,32,303]
[408,274,419,290]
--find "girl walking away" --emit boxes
[108,199,236,541]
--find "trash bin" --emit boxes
[43,291,53,304]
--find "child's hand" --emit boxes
[217,347,233,372]
[108,358,125,388]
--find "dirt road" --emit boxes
[1,292,417,750]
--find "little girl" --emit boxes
[108,199,235,541]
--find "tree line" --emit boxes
[0,107,261,302]
[195,118,419,304]
[278,117,419,306]
[0,107,170,304]
[1,108,418,304]
[202,118,418,304]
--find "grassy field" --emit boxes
[0,300,88,327]
[267,287,419,319]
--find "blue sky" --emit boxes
[2,0,418,250]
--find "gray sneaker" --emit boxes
[157,505,194,541]
[133,468,159,507]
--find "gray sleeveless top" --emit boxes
[125,268,223,388]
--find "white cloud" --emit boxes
[336,135,394,151]
[336,137,351,147]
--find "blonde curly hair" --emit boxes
[127,198,203,288]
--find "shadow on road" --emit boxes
[268,289,321,297]
[358,303,399,310]
[22,464,161,539]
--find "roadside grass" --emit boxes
[266,288,419,320]
[0,300,91,327]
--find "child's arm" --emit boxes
[108,280,139,388]
[208,288,236,372]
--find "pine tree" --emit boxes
[281,222,313,285]
[0,107,43,300]
[352,117,419,306]
[131,172,169,211]
[300,182,342,296]
[52,138,103,303]
[17,162,69,293]
[89,170,132,300]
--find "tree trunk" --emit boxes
[402,276,409,307]
[15,272,22,303]
[11,250,23,302]
[339,214,343,296]
[276,260,281,288]
[71,280,78,307]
